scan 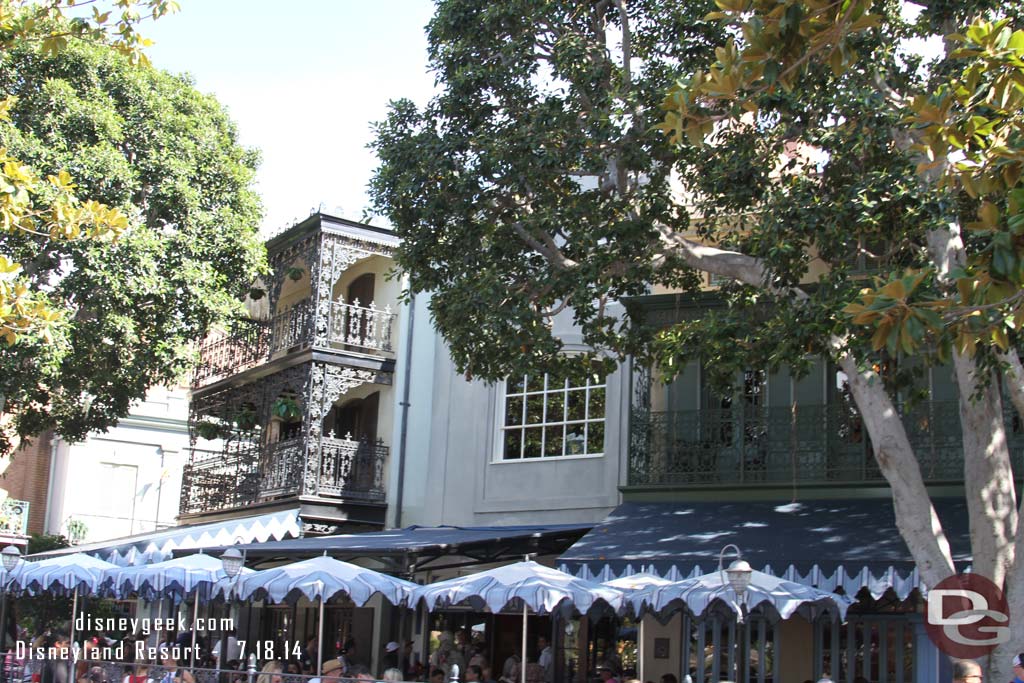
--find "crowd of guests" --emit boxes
[0,628,426,683]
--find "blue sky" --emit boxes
[144,0,438,234]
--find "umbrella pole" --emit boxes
[190,593,200,668]
[521,603,527,683]
[316,594,325,677]
[69,587,79,682]
[638,619,644,683]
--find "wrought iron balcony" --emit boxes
[0,498,30,536]
[192,298,396,388]
[180,436,388,515]
[628,400,1024,488]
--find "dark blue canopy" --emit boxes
[557,499,972,577]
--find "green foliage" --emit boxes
[271,396,301,421]
[371,0,724,381]
[371,0,1023,397]
[0,29,265,454]
[27,531,69,553]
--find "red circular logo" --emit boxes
[924,573,1010,659]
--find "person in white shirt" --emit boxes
[536,637,553,683]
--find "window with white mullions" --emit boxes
[501,370,606,460]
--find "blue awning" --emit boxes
[557,499,971,599]
[30,510,302,566]
[182,523,593,572]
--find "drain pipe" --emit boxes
[44,432,60,533]
[393,292,416,529]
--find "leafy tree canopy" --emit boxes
[0,7,265,454]
[371,0,1022,389]
[372,0,1024,673]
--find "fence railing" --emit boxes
[193,299,397,389]
[628,400,1024,487]
[179,440,263,515]
[182,435,388,514]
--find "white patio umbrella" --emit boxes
[16,553,118,665]
[627,568,853,621]
[215,554,417,676]
[105,551,253,667]
[412,561,625,683]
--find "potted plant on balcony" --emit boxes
[195,419,227,440]
[233,406,259,431]
[271,397,302,421]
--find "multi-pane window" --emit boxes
[501,370,606,460]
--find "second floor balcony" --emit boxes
[628,400,1024,488]
[179,434,388,516]
[193,297,397,388]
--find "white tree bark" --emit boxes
[998,349,1024,420]
[836,353,956,585]
[952,351,1017,586]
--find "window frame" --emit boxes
[491,370,608,463]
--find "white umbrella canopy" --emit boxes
[105,551,253,600]
[219,554,417,606]
[412,560,625,616]
[16,553,117,596]
[628,568,853,621]
[602,572,674,591]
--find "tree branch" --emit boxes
[509,222,578,270]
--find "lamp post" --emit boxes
[219,548,245,674]
[717,544,753,606]
[0,546,21,680]
[718,544,753,683]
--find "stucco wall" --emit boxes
[393,297,624,528]
[44,385,190,543]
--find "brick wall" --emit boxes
[1,430,53,535]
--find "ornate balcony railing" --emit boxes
[327,298,396,355]
[0,498,29,536]
[192,319,268,387]
[269,299,313,355]
[259,437,305,498]
[317,435,387,500]
[181,436,388,515]
[193,298,397,388]
[179,444,262,515]
[628,400,1024,487]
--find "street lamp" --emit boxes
[0,546,21,659]
[218,547,246,673]
[221,548,244,579]
[718,543,753,603]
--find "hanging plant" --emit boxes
[271,397,302,421]
[195,420,226,440]
[286,266,305,281]
[248,287,266,301]
[234,407,259,431]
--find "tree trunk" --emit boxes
[952,351,1017,586]
[838,354,956,586]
